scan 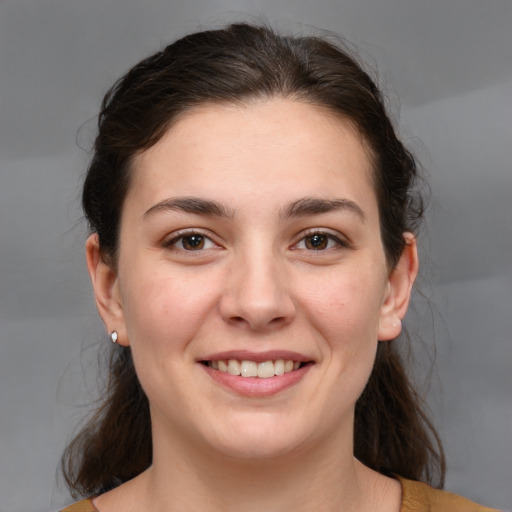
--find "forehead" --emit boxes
[128,99,377,218]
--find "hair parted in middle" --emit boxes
[62,22,444,498]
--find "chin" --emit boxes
[213,436,304,461]
[205,415,314,461]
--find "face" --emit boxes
[89,99,416,462]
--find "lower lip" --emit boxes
[201,363,312,397]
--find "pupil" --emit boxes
[308,234,327,249]
[184,235,204,249]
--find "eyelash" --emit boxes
[162,230,349,252]
[162,230,219,251]
[292,231,350,251]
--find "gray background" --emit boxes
[0,1,511,511]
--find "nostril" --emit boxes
[228,315,253,327]
[269,316,286,325]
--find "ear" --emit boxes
[378,233,419,341]
[85,234,129,346]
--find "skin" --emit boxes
[86,98,418,512]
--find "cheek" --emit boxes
[300,270,386,342]
[120,268,221,353]
[119,268,223,412]
[298,267,385,395]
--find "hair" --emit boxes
[62,22,445,497]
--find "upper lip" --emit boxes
[200,350,313,363]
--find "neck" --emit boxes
[140,423,375,512]
[94,417,401,512]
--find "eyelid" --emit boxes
[291,228,351,250]
[162,229,221,250]
[161,227,350,252]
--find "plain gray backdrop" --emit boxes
[0,1,511,511]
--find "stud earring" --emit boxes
[110,331,118,344]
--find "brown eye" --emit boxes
[293,232,348,252]
[164,231,218,252]
[305,234,329,250]
[181,234,206,250]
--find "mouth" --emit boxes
[201,359,311,379]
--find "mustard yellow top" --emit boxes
[60,476,501,512]
[397,476,500,512]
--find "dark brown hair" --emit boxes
[62,23,444,497]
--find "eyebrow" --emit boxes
[282,197,366,221]
[143,195,365,221]
[143,196,235,219]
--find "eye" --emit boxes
[165,232,217,251]
[294,232,348,251]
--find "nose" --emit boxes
[219,247,296,331]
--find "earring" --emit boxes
[110,331,118,344]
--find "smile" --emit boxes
[204,359,304,378]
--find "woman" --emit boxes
[60,23,499,512]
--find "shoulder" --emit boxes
[397,476,501,512]
[59,498,97,512]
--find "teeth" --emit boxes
[257,361,275,378]
[241,360,258,377]
[208,359,303,377]
[227,359,241,376]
